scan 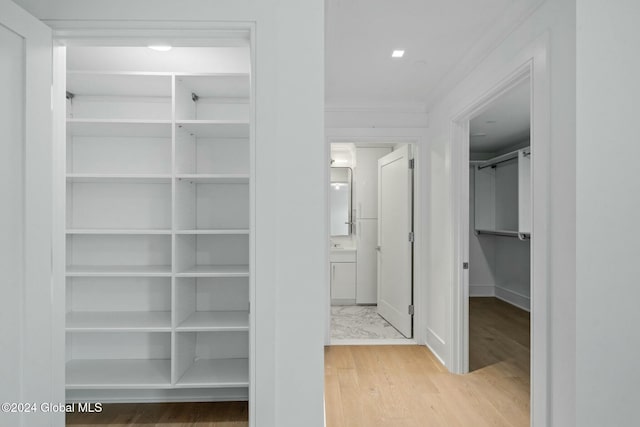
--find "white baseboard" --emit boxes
[469,284,495,297]
[425,328,447,367]
[495,286,530,312]
[331,298,356,306]
[66,388,249,403]
[331,338,416,346]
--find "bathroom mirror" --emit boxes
[330,167,352,236]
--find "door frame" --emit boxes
[0,2,56,426]
[449,35,550,425]
[325,134,424,346]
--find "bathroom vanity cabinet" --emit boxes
[330,262,356,304]
[330,248,356,305]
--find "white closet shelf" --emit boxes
[66,173,172,183]
[176,358,249,388]
[176,121,249,138]
[66,311,172,332]
[475,229,527,237]
[176,265,250,278]
[176,311,249,332]
[175,229,249,235]
[67,72,172,97]
[175,174,249,184]
[66,229,172,235]
[66,359,171,389]
[66,265,172,277]
[67,120,171,137]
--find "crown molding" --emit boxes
[424,0,546,110]
[325,103,428,114]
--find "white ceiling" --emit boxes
[469,80,530,153]
[325,0,534,107]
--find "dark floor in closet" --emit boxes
[469,297,530,373]
[66,401,248,426]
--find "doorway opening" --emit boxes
[467,77,531,374]
[328,142,416,344]
[459,72,532,420]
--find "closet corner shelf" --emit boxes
[176,311,249,332]
[175,229,249,235]
[175,358,249,388]
[66,229,172,235]
[66,311,171,332]
[175,265,250,278]
[175,174,249,184]
[66,265,172,277]
[66,359,172,389]
[66,174,172,183]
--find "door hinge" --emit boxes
[408,232,414,242]
[409,158,415,169]
[408,305,414,316]
[248,302,250,313]
[463,262,469,270]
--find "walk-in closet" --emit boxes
[468,79,531,373]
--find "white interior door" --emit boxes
[0,2,58,426]
[377,145,413,338]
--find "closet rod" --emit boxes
[477,147,529,170]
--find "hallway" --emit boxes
[325,298,529,427]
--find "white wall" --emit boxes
[469,165,531,310]
[426,0,576,425]
[576,1,640,425]
[494,160,530,309]
[494,236,530,310]
[12,1,325,426]
[326,105,428,129]
[468,167,496,294]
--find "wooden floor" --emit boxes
[325,297,530,427]
[67,297,528,427]
[66,402,248,427]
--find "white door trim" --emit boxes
[449,34,550,426]
[0,2,56,426]
[325,131,425,346]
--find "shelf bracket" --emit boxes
[191,92,199,102]
[66,91,75,101]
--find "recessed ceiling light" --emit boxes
[392,50,405,58]
[148,45,172,52]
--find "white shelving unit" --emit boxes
[64,47,251,399]
[474,147,531,239]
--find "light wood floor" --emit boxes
[325,297,530,427]
[67,297,528,427]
